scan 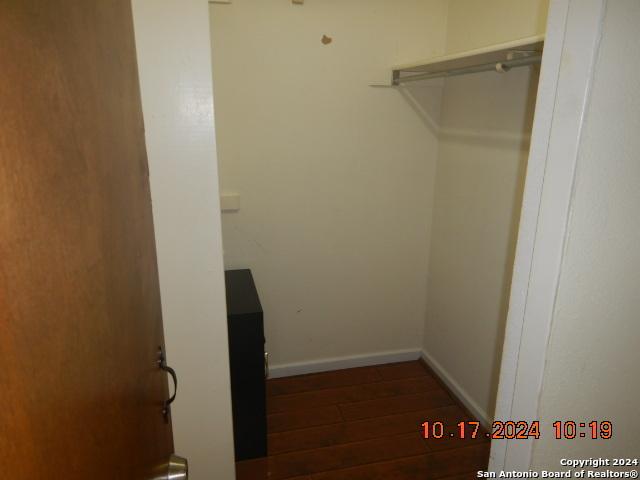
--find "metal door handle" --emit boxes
[152,454,188,480]
[161,364,177,417]
[167,454,188,480]
[158,347,178,420]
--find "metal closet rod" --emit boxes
[393,53,543,85]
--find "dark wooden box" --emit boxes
[224,269,267,461]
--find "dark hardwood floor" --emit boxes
[236,360,490,479]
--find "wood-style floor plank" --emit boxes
[235,457,268,480]
[423,443,490,476]
[268,405,342,433]
[310,444,490,480]
[236,456,312,480]
[311,455,428,480]
[240,362,490,480]
[339,390,454,421]
[376,361,430,381]
[267,366,381,396]
[264,433,427,479]
[268,376,440,414]
[435,472,484,480]
[309,454,429,480]
[269,405,468,455]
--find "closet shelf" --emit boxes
[391,35,544,86]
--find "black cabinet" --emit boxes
[224,269,267,461]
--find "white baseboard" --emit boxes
[420,349,491,428]
[268,349,422,379]
[267,347,491,429]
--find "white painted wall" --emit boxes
[444,0,549,54]
[422,0,548,424]
[131,2,235,479]
[423,68,539,424]
[210,0,448,370]
[531,0,640,466]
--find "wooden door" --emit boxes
[0,1,174,479]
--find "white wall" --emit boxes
[131,2,235,479]
[210,0,448,370]
[531,0,640,466]
[444,0,549,54]
[422,0,548,424]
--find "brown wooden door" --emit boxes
[0,1,174,479]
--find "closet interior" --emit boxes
[210,0,548,473]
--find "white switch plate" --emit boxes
[220,193,240,212]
